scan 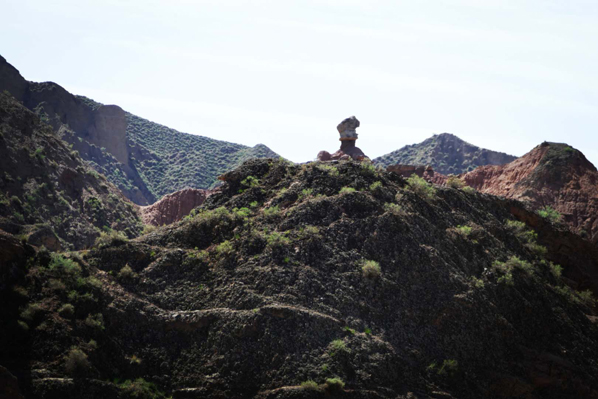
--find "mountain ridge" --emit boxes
[0,55,279,205]
[374,133,517,174]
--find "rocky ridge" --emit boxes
[462,142,598,244]
[3,158,598,399]
[374,133,516,174]
[0,92,142,250]
[0,55,279,205]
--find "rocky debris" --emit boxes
[462,142,598,244]
[374,133,517,174]
[141,188,211,226]
[318,116,367,161]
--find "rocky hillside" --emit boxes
[374,133,516,174]
[0,55,278,205]
[462,142,598,244]
[0,92,142,250]
[3,158,598,398]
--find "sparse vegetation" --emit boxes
[361,259,381,279]
[324,378,345,393]
[446,175,465,189]
[300,380,320,390]
[339,186,356,194]
[406,174,436,200]
[537,206,563,224]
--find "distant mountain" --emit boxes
[463,142,598,244]
[0,55,279,205]
[0,92,142,250]
[374,133,517,174]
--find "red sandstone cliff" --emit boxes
[141,188,210,226]
[462,142,598,243]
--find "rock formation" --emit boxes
[317,116,367,161]
[141,188,211,226]
[461,142,598,244]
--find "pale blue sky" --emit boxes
[2,0,598,165]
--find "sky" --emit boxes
[1,0,598,165]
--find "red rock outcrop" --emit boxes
[462,142,598,243]
[141,188,210,226]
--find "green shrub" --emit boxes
[437,359,459,376]
[266,232,290,248]
[361,260,381,279]
[49,254,82,276]
[240,175,260,190]
[384,202,405,216]
[537,206,562,224]
[118,264,138,281]
[455,225,472,237]
[142,224,157,235]
[95,229,128,248]
[406,174,436,200]
[446,175,465,189]
[550,263,563,278]
[20,303,44,322]
[324,378,345,393]
[263,205,280,219]
[65,347,91,376]
[471,277,485,289]
[316,164,339,176]
[215,240,235,257]
[58,304,75,318]
[85,313,105,331]
[300,380,320,390]
[329,339,350,356]
[369,181,383,192]
[339,187,356,195]
[118,378,167,399]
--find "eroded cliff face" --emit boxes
[3,159,598,399]
[462,142,598,243]
[141,188,210,226]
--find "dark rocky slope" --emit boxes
[3,159,598,398]
[374,133,516,174]
[0,92,141,250]
[0,55,278,205]
[462,142,598,244]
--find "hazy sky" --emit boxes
[2,0,598,165]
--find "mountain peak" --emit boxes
[374,133,516,174]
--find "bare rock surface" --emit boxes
[141,188,211,226]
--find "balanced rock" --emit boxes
[317,116,367,161]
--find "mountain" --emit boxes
[374,133,517,174]
[0,91,142,250]
[3,158,598,398]
[0,55,279,205]
[462,142,598,244]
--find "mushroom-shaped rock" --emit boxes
[337,116,360,141]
